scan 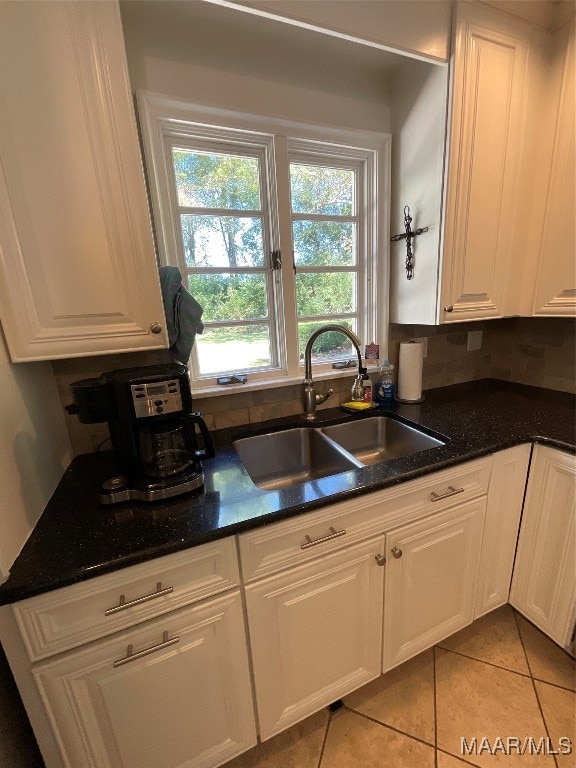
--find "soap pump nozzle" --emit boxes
[351,367,367,401]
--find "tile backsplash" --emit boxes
[53,317,575,456]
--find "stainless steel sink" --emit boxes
[234,416,446,489]
[320,417,445,466]
[233,427,363,491]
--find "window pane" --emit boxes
[172,149,261,210]
[181,214,264,268]
[188,274,268,321]
[296,273,355,316]
[195,325,271,375]
[298,319,356,362]
[292,220,355,266]
[290,163,355,216]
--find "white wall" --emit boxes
[0,327,71,579]
[120,0,392,132]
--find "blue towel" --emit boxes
[159,266,204,364]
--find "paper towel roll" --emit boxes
[397,341,424,402]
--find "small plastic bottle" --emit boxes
[361,367,373,404]
[375,360,395,407]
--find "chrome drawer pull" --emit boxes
[105,582,174,616]
[430,485,465,502]
[301,526,347,550]
[113,631,179,668]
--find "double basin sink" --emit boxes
[234,415,446,491]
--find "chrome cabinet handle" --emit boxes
[374,554,386,566]
[430,485,464,502]
[391,547,403,559]
[301,526,347,550]
[113,631,179,668]
[444,305,454,312]
[105,582,174,616]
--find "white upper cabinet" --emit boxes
[531,21,575,317]
[391,1,575,325]
[0,1,168,361]
[439,2,530,322]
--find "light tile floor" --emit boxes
[225,606,576,768]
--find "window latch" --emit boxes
[270,250,282,271]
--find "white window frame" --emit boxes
[165,134,283,384]
[138,92,390,396]
[287,140,374,375]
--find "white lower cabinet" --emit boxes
[510,445,576,649]
[245,537,385,740]
[6,446,576,768]
[382,499,486,672]
[474,444,532,619]
[33,591,256,768]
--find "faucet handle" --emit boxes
[315,388,334,406]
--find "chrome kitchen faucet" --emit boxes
[303,324,363,420]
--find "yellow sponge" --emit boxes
[341,401,372,411]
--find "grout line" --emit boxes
[513,610,560,768]
[511,609,576,693]
[531,675,576,694]
[342,704,436,751]
[316,709,332,768]
[433,645,438,768]
[436,747,481,768]
[512,608,576,664]
[435,645,533,679]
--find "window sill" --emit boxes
[191,365,379,400]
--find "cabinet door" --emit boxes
[33,592,256,768]
[532,22,575,317]
[474,444,531,619]
[440,2,529,321]
[0,1,168,361]
[510,446,576,648]
[382,499,485,672]
[246,537,385,740]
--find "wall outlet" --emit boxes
[413,337,428,358]
[467,330,483,352]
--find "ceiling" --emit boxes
[120,0,414,102]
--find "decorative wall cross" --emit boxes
[390,205,429,280]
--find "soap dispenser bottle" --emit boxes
[351,372,365,401]
[375,360,395,406]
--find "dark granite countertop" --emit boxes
[1,379,574,605]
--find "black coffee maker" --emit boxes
[68,364,214,504]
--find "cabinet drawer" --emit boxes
[239,456,492,582]
[33,590,256,768]
[13,537,239,661]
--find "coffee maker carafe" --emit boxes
[68,364,214,504]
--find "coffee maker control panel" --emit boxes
[130,380,184,418]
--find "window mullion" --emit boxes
[183,267,269,275]
[202,318,269,328]
[290,213,358,224]
[274,135,299,379]
[177,206,263,218]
